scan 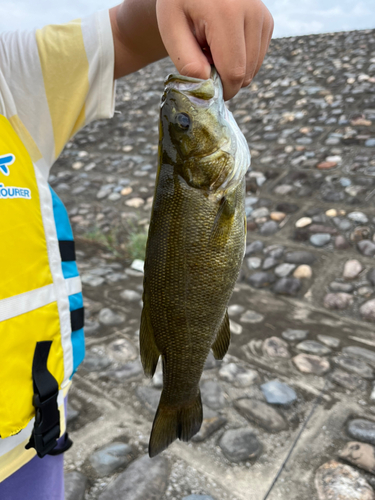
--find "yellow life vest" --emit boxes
[0,115,84,480]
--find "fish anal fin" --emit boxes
[140,298,160,378]
[149,391,203,458]
[211,310,231,360]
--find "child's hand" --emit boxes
[111,0,273,100]
[156,0,274,100]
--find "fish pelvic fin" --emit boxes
[149,391,203,458]
[140,299,160,378]
[211,310,231,360]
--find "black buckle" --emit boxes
[25,341,61,458]
[26,394,60,458]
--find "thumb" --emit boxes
[156,2,211,80]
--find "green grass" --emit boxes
[83,223,148,261]
[127,229,148,261]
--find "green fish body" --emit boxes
[140,70,250,457]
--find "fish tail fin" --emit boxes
[149,391,203,458]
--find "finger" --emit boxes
[252,11,274,79]
[156,2,211,80]
[208,14,247,100]
[242,14,263,87]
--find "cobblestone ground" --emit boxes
[57,29,375,500]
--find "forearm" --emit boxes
[109,0,167,80]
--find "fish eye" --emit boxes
[176,113,190,130]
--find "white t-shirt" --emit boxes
[0,10,115,179]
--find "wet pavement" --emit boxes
[60,28,375,500]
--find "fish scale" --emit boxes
[140,69,250,457]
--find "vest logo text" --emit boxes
[0,154,15,176]
[0,184,31,199]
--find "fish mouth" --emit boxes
[163,68,221,103]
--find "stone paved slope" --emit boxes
[56,29,375,500]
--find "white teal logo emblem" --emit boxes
[0,154,15,176]
[0,154,32,199]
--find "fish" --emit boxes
[140,68,251,457]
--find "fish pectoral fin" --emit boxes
[149,391,203,458]
[140,300,160,378]
[211,310,231,360]
[209,196,235,243]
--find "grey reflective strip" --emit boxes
[0,284,56,322]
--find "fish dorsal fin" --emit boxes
[140,295,161,377]
[211,310,231,360]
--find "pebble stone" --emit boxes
[343,260,363,279]
[358,240,375,257]
[310,233,331,247]
[340,441,375,475]
[329,282,354,293]
[293,265,312,279]
[282,329,309,341]
[368,269,375,286]
[64,471,87,500]
[130,259,144,273]
[98,455,170,500]
[296,217,312,228]
[234,399,288,432]
[219,363,259,387]
[248,272,276,288]
[335,235,351,250]
[360,300,375,322]
[240,310,264,323]
[120,289,142,301]
[229,319,243,335]
[324,293,354,310]
[260,220,279,236]
[293,354,330,376]
[275,263,296,278]
[263,257,278,270]
[90,442,133,477]
[200,380,226,410]
[348,419,375,446]
[333,355,374,379]
[297,340,331,356]
[285,251,317,265]
[219,428,262,463]
[246,241,264,255]
[315,460,374,500]
[261,380,297,405]
[348,212,369,224]
[343,347,375,367]
[317,335,340,348]
[247,257,262,269]
[263,337,290,358]
[98,308,125,326]
[331,369,367,391]
[191,407,227,443]
[228,304,245,316]
[273,277,301,296]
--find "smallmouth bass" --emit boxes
[140,69,250,457]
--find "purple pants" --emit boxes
[0,444,65,500]
[0,400,67,500]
